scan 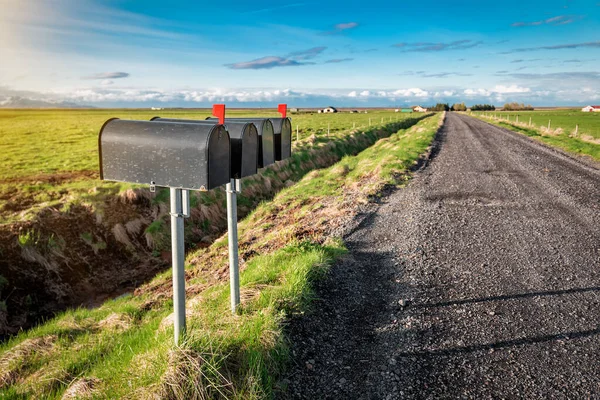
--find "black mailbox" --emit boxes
[151,118,258,179]
[207,118,275,168]
[99,119,230,190]
[269,117,292,161]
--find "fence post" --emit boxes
[296,125,299,141]
[575,124,579,136]
[327,122,330,137]
[369,118,371,126]
[529,117,532,127]
[548,120,551,131]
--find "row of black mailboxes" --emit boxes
[98,117,292,191]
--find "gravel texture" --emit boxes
[276,113,600,399]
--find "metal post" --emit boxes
[327,123,330,137]
[575,124,579,136]
[170,187,186,345]
[296,125,299,141]
[181,189,190,218]
[226,179,240,313]
[548,120,551,131]
[516,115,519,123]
[369,118,371,126]
[529,117,532,126]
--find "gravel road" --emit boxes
[277,113,600,399]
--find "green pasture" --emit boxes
[0,109,403,181]
[472,109,600,139]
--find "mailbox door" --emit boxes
[238,124,259,178]
[258,120,275,168]
[269,117,292,161]
[207,126,231,188]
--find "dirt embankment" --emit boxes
[0,121,419,339]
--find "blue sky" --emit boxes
[0,0,598,107]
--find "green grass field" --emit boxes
[0,109,404,181]
[471,109,600,161]
[472,109,600,139]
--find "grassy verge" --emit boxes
[0,114,426,337]
[472,114,600,161]
[0,113,444,399]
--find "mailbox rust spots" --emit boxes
[99,119,230,190]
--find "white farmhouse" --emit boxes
[318,106,338,113]
[582,105,600,112]
[413,106,428,113]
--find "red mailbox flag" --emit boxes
[213,104,226,124]
[278,104,287,118]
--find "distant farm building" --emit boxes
[582,105,600,112]
[413,106,428,112]
[401,108,414,113]
[290,108,299,113]
[151,107,163,111]
[318,106,338,113]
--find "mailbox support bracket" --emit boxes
[226,179,241,313]
[170,188,187,345]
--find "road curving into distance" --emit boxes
[278,112,600,399]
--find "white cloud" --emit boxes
[494,85,531,93]
[464,88,491,96]
[2,84,600,107]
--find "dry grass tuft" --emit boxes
[56,315,94,333]
[61,377,101,399]
[239,284,271,305]
[154,348,233,400]
[97,312,133,331]
[119,188,153,204]
[0,335,58,388]
[331,164,350,177]
[262,176,272,192]
[20,246,57,273]
[112,223,133,248]
[580,134,600,145]
[125,218,147,236]
[22,363,71,395]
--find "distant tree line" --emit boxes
[451,103,467,111]
[502,102,534,111]
[427,103,450,111]
[471,104,496,111]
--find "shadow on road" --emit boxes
[416,286,600,309]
